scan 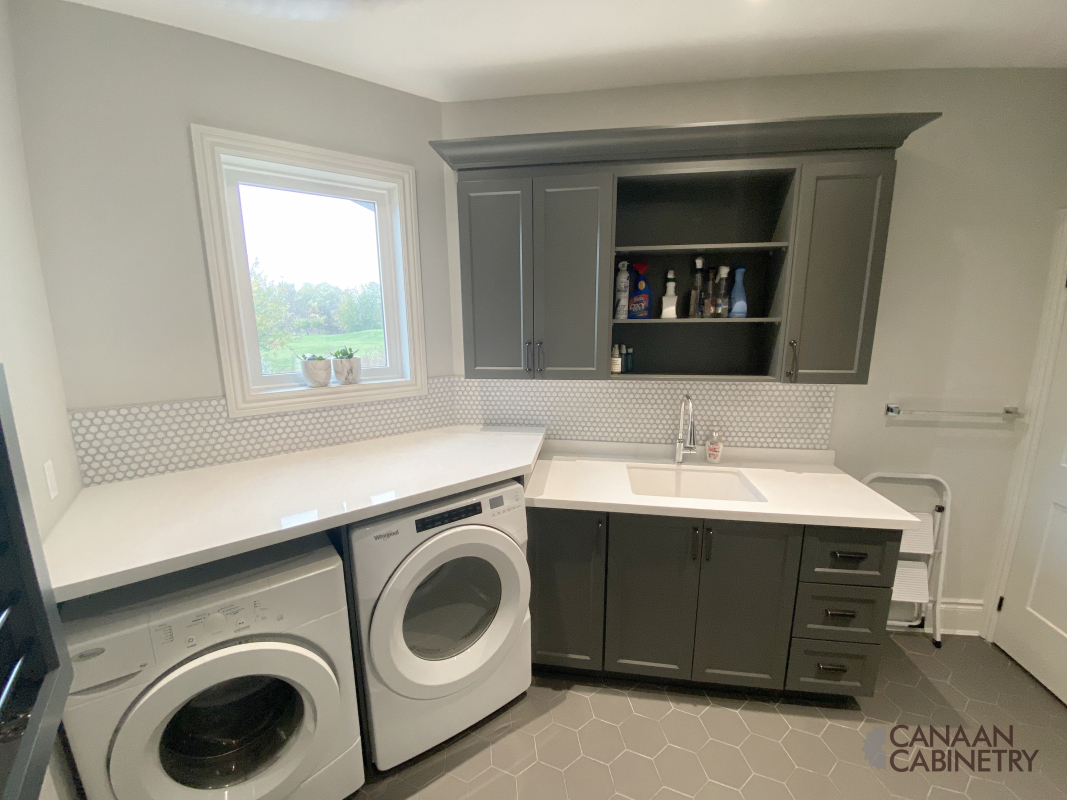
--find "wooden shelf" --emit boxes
[614,242,789,254]
[612,317,781,325]
[607,373,777,382]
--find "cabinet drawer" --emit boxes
[785,638,880,697]
[792,583,891,644]
[800,526,901,587]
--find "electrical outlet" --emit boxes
[44,460,58,500]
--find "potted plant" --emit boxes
[331,346,361,385]
[299,354,332,387]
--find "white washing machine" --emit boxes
[349,481,531,770]
[60,538,364,800]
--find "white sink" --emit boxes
[627,464,767,502]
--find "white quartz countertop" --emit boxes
[525,444,919,530]
[45,425,545,602]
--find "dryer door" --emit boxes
[108,640,341,800]
[369,524,530,700]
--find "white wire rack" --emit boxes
[862,473,952,647]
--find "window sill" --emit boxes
[226,374,427,418]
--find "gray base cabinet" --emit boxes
[692,521,803,690]
[527,508,901,697]
[527,508,607,670]
[604,515,701,680]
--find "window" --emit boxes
[191,126,426,416]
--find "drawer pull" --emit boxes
[825,609,857,619]
[691,528,700,561]
[817,662,848,673]
[830,551,869,561]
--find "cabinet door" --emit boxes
[604,514,701,680]
[691,520,803,690]
[527,508,607,671]
[458,178,534,379]
[783,159,896,384]
[532,174,614,379]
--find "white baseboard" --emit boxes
[889,598,985,637]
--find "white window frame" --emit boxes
[191,125,427,417]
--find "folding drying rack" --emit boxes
[862,473,951,647]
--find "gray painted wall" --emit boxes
[9,0,452,409]
[441,69,1067,615]
[0,0,80,536]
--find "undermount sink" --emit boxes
[627,464,767,502]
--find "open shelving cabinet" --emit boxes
[611,167,798,379]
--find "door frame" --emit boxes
[984,209,1067,640]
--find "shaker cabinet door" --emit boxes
[691,520,803,690]
[527,508,607,671]
[532,174,615,379]
[604,514,701,680]
[784,159,896,384]
[458,178,534,379]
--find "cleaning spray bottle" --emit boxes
[614,261,631,320]
[628,263,651,318]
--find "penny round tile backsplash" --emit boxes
[69,377,834,485]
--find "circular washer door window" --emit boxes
[369,524,529,700]
[158,674,304,789]
[109,641,341,800]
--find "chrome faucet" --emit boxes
[675,395,698,463]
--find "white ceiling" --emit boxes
[68,0,1067,102]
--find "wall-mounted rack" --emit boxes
[885,404,1024,420]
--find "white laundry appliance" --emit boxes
[349,481,531,769]
[60,538,364,800]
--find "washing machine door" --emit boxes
[369,523,530,700]
[108,640,341,800]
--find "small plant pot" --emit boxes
[300,360,332,388]
[332,357,361,385]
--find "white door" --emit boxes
[997,309,1067,703]
[109,641,341,800]
[368,524,530,700]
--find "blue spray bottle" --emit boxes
[728,267,748,318]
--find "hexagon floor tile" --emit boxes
[353,634,1067,800]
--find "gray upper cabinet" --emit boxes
[439,115,937,385]
[691,520,803,690]
[458,172,613,380]
[533,174,614,379]
[604,514,701,680]
[458,178,534,379]
[527,508,607,671]
[783,159,896,384]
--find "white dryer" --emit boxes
[349,481,531,769]
[60,539,364,800]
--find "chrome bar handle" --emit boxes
[524,340,532,372]
[536,341,544,372]
[825,609,857,619]
[691,527,700,561]
[786,340,799,382]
